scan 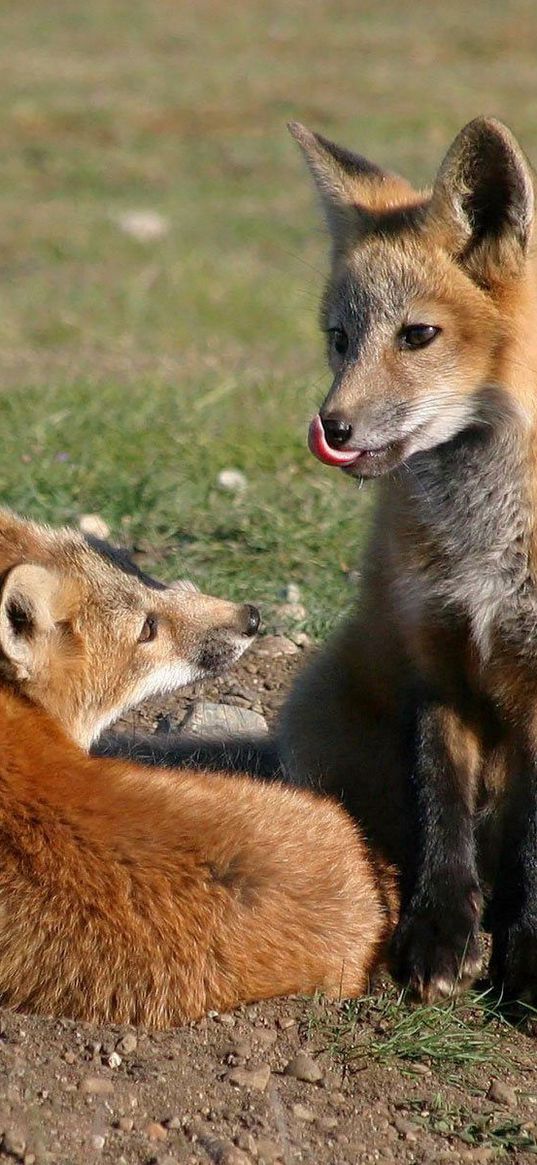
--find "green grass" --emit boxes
[404,1095,537,1154]
[2,0,537,634]
[309,988,509,1073]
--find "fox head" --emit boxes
[289,117,535,478]
[0,511,259,749]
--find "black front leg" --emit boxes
[390,702,483,1001]
[490,742,537,1003]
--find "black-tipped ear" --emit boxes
[0,564,60,679]
[288,121,388,243]
[430,117,534,278]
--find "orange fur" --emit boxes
[280,118,537,1001]
[0,509,398,1025]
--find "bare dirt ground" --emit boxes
[1,640,537,1165]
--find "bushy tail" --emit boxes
[93,731,284,782]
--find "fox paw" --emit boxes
[390,893,482,1002]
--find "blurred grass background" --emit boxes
[1,0,537,635]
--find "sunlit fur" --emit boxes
[281,118,537,1003]
[0,509,256,749]
[0,509,398,1025]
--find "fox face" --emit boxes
[0,511,259,748]
[290,118,535,478]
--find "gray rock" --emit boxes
[209,1144,252,1165]
[284,1051,323,1083]
[116,1032,138,1055]
[227,1064,271,1092]
[487,1079,517,1106]
[181,702,268,739]
[277,1016,296,1030]
[256,636,298,657]
[255,1138,283,1165]
[80,1075,114,1096]
[292,1103,315,1122]
[3,1129,26,1159]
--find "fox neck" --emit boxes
[390,383,536,662]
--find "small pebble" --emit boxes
[217,468,248,494]
[256,636,298,657]
[3,1130,26,1158]
[280,583,301,603]
[253,1028,277,1047]
[108,1052,122,1069]
[255,1138,282,1165]
[116,1032,138,1055]
[277,1016,296,1030]
[318,1115,338,1131]
[292,631,312,648]
[227,1064,271,1092]
[79,514,110,540]
[117,1117,134,1132]
[182,702,268,739]
[284,1051,323,1083]
[64,1050,76,1064]
[292,1103,315,1122]
[394,1118,417,1142]
[91,1135,105,1152]
[228,1039,252,1060]
[487,1079,517,1106]
[115,210,169,242]
[80,1076,114,1096]
[236,1132,257,1155]
[146,1121,168,1142]
[211,1144,252,1165]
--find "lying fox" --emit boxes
[0,509,396,1026]
[278,116,537,1004]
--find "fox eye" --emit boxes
[139,614,158,643]
[399,324,441,350]
[328,327,349,356]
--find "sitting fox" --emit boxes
[149,117,537,1008]
[0,509,396,1026]
[278,116,537,1005]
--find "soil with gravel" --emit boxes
[1,639,537,1165]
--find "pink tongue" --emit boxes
[308,414,360,466]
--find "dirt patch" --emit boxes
[1,641,537,1165]
[113,635,304,741]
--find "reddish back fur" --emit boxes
[0,686,398,1025]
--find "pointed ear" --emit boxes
[288,121,393,244]
[429,117,534,280]
[0,564,62,679]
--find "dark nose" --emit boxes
[321,414,353,448]
[244,604,260,637]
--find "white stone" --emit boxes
[79,514,110,540]
[216,468,248,493]
[181,702,268,739]
[115,210,169,242]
